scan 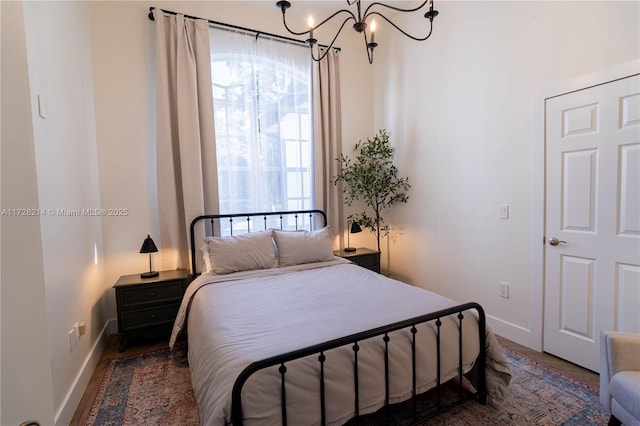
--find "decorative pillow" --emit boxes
[204,230,278,275]
[273,227,334,267]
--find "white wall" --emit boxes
[89,0,374,302]
[1,1,56,424]
[372,1,639,345]
[22,2,109,422]
[1,1,109,424]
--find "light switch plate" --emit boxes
[499,204,509,219]
[499,282,510,298]
[37,94,46,119]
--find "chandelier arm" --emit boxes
[311,17,353,61]
[363,0,430,17]
[281,8,356,37]
[313,9,357,33]
[364,33,374,64]
[280,11,311,36]
[365,11,434,42]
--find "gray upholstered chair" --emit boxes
[600,331,640,426]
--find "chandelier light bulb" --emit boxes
[370,20,376,44]
[307,15,316,44]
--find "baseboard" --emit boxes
[54,318,115,425]
[487,314,531,348]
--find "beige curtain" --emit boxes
[154,9,219,271]
[313,49,344,249]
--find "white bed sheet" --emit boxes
[171,259,510,425]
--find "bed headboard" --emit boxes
[190,209,327,276]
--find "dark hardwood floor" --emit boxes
[70,334,600,424]
[496,335,599,388]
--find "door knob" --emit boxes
[548,237,567,246]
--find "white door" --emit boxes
[543,74,640,372]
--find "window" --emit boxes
[210,27,313,225]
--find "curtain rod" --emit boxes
[148,7,340,52]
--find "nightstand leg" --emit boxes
[118,335,126,352]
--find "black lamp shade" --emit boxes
[139,235,158,254]
[350,221,362,234]
[140,235,159,278]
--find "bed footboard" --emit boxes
[230,302,487,425]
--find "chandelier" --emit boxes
[275,0,439,64]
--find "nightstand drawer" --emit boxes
[334,248,381,274]
[120,280,184,308]
[352,256,378,270]
[121,304,180,331]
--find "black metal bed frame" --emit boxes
[190,210,487,425]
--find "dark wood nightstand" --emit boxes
[334,247,381,273]
[113,269,191,352]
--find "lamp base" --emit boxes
[344,247,357,252]
[141,271,159,279]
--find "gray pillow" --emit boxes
[205,230,277,274]
[273,227,334,267]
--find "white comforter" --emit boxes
[171,259,510,425]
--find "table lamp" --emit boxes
[345,220,362,252]
[139,235,159,278]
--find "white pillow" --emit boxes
[273,227,334,267]
[200,244,212,274]
[205,230,278,275]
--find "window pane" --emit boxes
[210,28,313,214]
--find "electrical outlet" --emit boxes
[499,282,510,299]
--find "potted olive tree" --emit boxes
[333,129,410,252]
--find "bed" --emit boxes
[170,210,510,425]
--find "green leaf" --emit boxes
[333,129,411,251]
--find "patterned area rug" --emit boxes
[410,347,608,426]
[79,346,198,425]
[80,345,608,425]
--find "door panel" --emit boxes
[562,149,597,232]
[559,255,595,340]
[617,263,640,332]
[619,144,639,235]
[544,74,640,371]
[620,93,640,128]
